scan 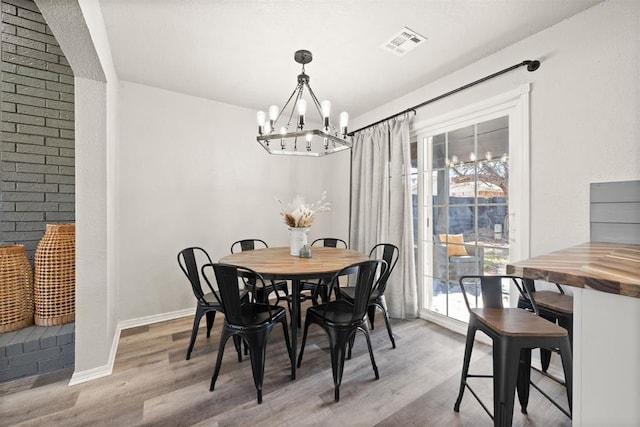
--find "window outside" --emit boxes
[416,116,510,322]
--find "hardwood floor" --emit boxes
[0,305,571,426]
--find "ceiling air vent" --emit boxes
[381,27,427,56]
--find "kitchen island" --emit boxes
[508,242,640,425]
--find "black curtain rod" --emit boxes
[348,59,540,136]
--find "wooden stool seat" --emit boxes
[529,291,573,315]
[474,308,569,338]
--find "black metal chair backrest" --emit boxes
[368,243,399,295]
[459,275,538,314]
[326,259,388,321]
[311,238,347,249]
[230,239,268,254]
[523,280,566,295]
[203,263,276,325]
[229,239,270,289]
[178,247,215,305]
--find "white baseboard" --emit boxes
[68,308,194,386]
[69,363,113,386]
[117,308,194,331]
[419,309,492,346]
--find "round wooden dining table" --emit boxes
[219,246,368,379]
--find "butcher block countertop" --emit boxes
[507,242,640,298]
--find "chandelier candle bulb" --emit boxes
[280,127,286,149]
[306,133,313,151]
[340,111,349,135]
[269,105,279,129]
[297,99,307,128]
[321,100,331,128]
[256,110,266,134]
[269,105,279,120]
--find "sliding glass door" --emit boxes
[425,116,510,321]
[412,86,530,324]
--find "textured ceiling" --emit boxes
[98,0,601,118]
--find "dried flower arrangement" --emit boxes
[275,192,331,228]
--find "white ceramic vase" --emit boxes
[289,227,309,256]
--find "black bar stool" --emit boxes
[517,282,573,372]
[453,275,572,427]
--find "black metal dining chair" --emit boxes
[297,259,387,402]
[177,247,246,360]
[230,239,291,311]
[337,243,399,348]
[299,237,348,305]
[201,262,294,404]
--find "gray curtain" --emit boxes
[350,117,418,319]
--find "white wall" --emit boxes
[353,0,639,255]
[36,0,121,380]
[351,1,639,424]
[116,81,350,321]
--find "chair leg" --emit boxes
[318,282,328,304]
[326,327,354,402]
[454,324,477,412]
[559,315,573,347]
[244,327,272,404]
[516,348,532,414]
[558,338,573,416]
[233,336,243,362]
[256,287,269,304]
[296,314,313,368]
[309,283,319,305]
[540,348,553,372]
[493,339,521,427]
[275,282,296,327]
[187,305,206,360]
[560,314,574,410]
[538,313,556,372]
[281,282,293,314]
[368,305,376,329]
[205,310,216,338]
[210,328,232,392]
[279,317,294,380]
[310,281,328,305]
[375,301,396,349]
[359,325,379,379]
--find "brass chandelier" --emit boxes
[256,50,351,157]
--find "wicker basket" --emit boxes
[0,244,34,333]
[34,223,75,326]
